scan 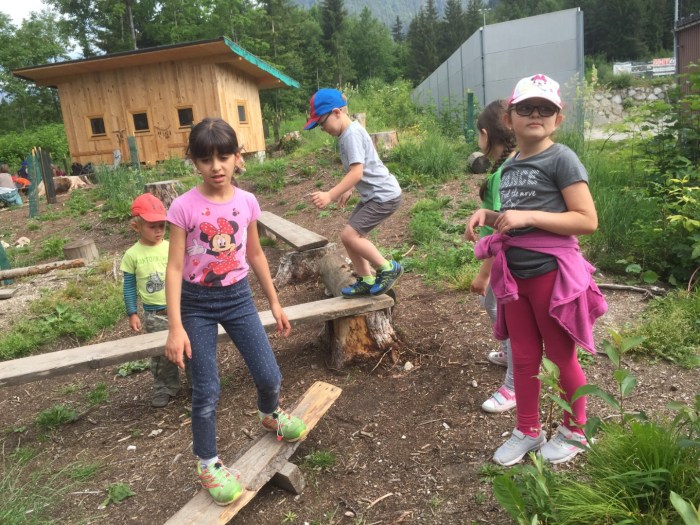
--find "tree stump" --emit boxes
[351,112,366,128]
[369,131,399,153]
[144,180,180,208]
[319,252,399,369]
[63,239,98,262]
[274,243,338,287]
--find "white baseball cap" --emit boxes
[508,74,562,109]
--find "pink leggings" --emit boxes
[503,270,587,435]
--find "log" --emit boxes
[144,180,180,208]
[274,243,338,287]
[0,259,86,280]
[370,131,399,153]
[319,252,399,369]
[468,151,491,174]
[63,238,98,262]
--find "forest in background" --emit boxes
[1,0,700,135]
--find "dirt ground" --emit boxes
[0,167,696,525]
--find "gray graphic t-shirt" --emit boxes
[339,121,402,203]
[500,143,589,278]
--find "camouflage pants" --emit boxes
[144,311,190,396]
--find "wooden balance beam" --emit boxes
[257,211,328,252]
[0,295,394,387]
[164,380,341,524]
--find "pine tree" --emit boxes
[440,0,469,61]
[392,15,404,42]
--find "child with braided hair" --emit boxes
[470,100,518,414]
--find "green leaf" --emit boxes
[669,491,700,525]
[614,368,630,384]
[625,263,642,274]
[547,394,574,414]
[621,336,645,353]
[492,476,527,520]
[620,375,638,397]
[572,384,602,404]
[603,340,621,367]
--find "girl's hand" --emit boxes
[271,303,291,337]
[494,210,532,233]
[310,191,332,209]
[465,209,487,241]
[165,325,191,369]
[470,273,489,296]
[128,313,141,332]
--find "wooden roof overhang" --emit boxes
[12,37,299,90]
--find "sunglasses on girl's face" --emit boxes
[514,103,559,118]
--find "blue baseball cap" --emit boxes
[303,88,347,130]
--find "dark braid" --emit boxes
[476,100,516,201]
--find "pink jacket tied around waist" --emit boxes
[475,231,608,354]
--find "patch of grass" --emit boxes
[101,482,135,507]
[301,449,336,471]
[318,210,331,218]
[243,158,287,193]
[10,446,37,465]
[623,290,700,368]
[66,462,101,481]
[294,202,308,211]
[259,236,277,248]
[0,455,95,525]
[386,134,467,189]
[0,268,124,360]
[86,382,109,405]
[61,382,84,395]
[35,404,77,430]
[27,221,40,231]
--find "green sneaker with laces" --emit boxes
[197,462,243,506]
[261,408,308,442]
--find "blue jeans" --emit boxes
[181,278,282,460]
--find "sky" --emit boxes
[3,0,49,26]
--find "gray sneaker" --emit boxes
[493,429,546,466]
[539,425,588,464]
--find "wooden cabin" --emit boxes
[676,13,700,95]
[13,37,299,166]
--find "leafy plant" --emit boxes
[117,360,150,377]
[35,404,77,430]
[101,482,135,507]
[86,382,109,405]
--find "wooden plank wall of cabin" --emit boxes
[215,63,265,153]
[55,60,236,165]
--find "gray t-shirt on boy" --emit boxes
[339,121,402,203]
[500,143,589,278]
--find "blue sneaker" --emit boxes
[341,278,373,298]
[370,261,403,296]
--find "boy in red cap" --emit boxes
[304,88,403,297]
[120,193,185,407]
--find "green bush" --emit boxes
[0,123,69,169]
[387,134,467,188]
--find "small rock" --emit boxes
[127,445,136,452]
[471,380,478,388]
[443,422,451,430]
[404,361,414,371]
[345,511,355,518]
[148,429,163,438]
[501,431,510,437]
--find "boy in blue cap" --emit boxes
[304,88,403,297]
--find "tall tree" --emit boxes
[440,0,469,61]
[406,0,440,84]
[348,7,396,81]
[465,0,486,36]
[320,0,354,84]
[391,16,404,42]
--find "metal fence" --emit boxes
[412,8,585,134]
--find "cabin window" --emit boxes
[132,112,150,132]
[89,117,106,137]
[237,102,248,125]
[177,107,194,128]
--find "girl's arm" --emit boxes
[493,181,598,236]
[465,209,500,241]
[164,225,191,369]
[471,257,494,296]
[246,221,291,336]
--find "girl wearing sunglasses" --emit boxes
[465,74,608,466]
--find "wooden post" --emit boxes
[62,239,98,262]
[38,148,57,204]
[144,180,180,208]
[319,252,399,369]
[274,243,337,287]
[0,259,85,280]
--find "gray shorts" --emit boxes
[348,196,402,236]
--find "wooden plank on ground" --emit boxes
[164,380,342,525]
[258,211,328,252]
[0,288,17,299]
[0,295,394,387]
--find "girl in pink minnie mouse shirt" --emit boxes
[165,118,307,506]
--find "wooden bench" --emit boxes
[0,295,394,388]
[257,210,328,252]
[164,380,342,524]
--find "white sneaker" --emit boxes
[493,429,546,466]
[487,350,508,367]
[481,386,516,413]
[540,425,588,464]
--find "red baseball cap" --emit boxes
[131,193,166,222]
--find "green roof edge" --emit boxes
[223,37,300,89]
